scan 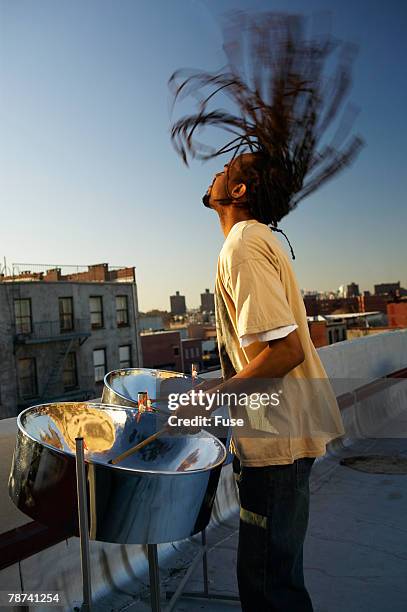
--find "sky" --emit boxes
[1,0,406,311]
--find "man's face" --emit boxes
[202,163,231,209]
[202,153,256,209]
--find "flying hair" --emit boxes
[169,12,364,234]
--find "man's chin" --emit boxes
[202,194,212,208]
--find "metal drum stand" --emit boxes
[73,436,203,612]
[164,430,241,610]
[74,437,92,611]
[72,434,239,611]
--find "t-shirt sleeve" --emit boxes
[240,324,298,348]
[227,257,297,338]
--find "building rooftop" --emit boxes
[324,311,381,320]
[0,262,135,283]
[132,437,406,612]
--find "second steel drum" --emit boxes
[102,367,234,465]
[102,367,204,413]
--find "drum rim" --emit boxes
[16,401,227,476]
[103,367,204,405]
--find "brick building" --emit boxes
[304,294,390,317]
[387,301,407,328]
[182,338,203,373]
[140,331,183,371]
[0,263,141,419]
[186,324,217,341]
[308,321,329,348]
[304,296,360,317]
[357,294,388,314]
[140,330,210,374]
[307,317,347,348]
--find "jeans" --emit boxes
[236,457,315,612]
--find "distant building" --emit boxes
[140,327,218,374]
[140,330,183,371]
[187,324,217,341]
[0,263,141,419]
[303,295,319,316]
[326,321,347,344]
[139,315,164,332]
[168,323,188,339]
[374,282,400,297]
[170,291,186,316]
[358,294,388,314]
[201,339,220,369]
[200,289,215,313]
[182,338,203,373]
[387,301,407,328]
[346,283,360,298]
[303,296,360,317]
[307,316,347,347]
[308,320,329,348]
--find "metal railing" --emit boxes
[6,262,125,275]
[0,262,134,283]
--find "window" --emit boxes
[18,358,38,398]
[90,296,104,329]
[63,352,78,390]
[173,346,180,356]
[119,345,132,369]
[93,349,106,383]
[59,297,74,332]
[116,295,129,327]
[185,348,190,359]
[14,299,32,334]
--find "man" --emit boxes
[169,151,346,611]
[169,13,362,610]
[203,151,346,611]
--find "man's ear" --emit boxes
[231,182,247,199]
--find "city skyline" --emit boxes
[1,0,406,311]
[138,280,407,312]
[1,256,405,312]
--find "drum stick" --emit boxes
[108,427,166,465]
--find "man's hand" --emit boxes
[161,378,223,436]
[165,397,210,436]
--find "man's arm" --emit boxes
[234,328,304,380]
[199,328,304,403]
[170,329,304,424]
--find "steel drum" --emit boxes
[102,367,204,412]
[102,368,233,465]
[9,402,226,544]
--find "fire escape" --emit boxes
[14,317,91,405]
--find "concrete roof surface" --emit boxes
[122,437,407,612]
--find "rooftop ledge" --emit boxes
[0,329,407,611]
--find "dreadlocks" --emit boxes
[169,12,363,229]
